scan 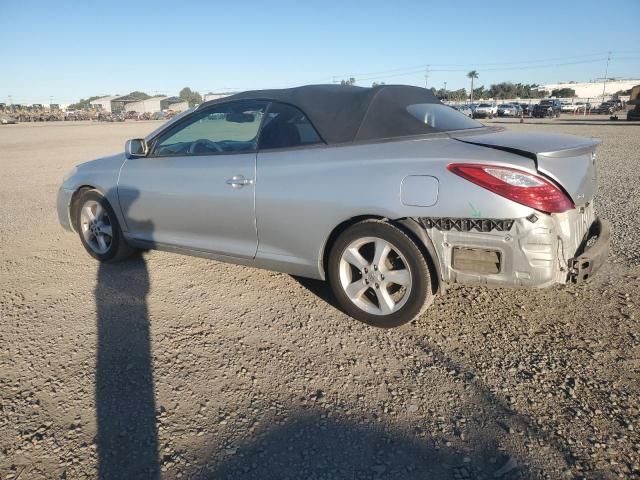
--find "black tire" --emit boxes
[76,189,135,263]
[327,220,433,328]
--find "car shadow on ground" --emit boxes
[187,410,518,480]
[88,205,593,479]
[290,275,341,311]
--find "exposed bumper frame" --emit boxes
[417,207,608,289]
[569,218,610,283]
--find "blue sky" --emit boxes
[1,0,639,104]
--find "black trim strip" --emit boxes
[419,217,515,233]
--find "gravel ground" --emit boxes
[0,117,638,480]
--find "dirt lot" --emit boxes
[1,117,639,480]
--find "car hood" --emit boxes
[77,152,126,172]
[450,129,601,206]
[63,152,126,193]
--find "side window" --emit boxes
[259,103,323,150]
[152,101,267,156]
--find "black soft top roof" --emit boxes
[200,84,441,144]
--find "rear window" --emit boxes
[406,104,482,132]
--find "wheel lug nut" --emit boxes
[373,265,378,270]
[375,283,379,289]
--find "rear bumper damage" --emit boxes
[418,203,609,288]
[568,218,610,283]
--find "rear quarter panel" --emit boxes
[255,135,537,279]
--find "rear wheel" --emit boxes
[76,189,135,262]
[328,220,433,328]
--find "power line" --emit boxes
[353,58,613,83]
[323,51,625,82]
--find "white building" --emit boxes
[89,96,118,112]
[541,79,640,100]
[124,96,167,113]
[161,97,189,112]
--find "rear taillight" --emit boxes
[447,163,574,214]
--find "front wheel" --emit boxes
[328,220,433,328]
[76,189,135,262]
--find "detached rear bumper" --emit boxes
[569,218,610,283]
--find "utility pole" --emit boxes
[602,51,611,102]
[444,81,447,102]
[424,66,430,89]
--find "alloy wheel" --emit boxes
[338,236,413,315]
[79,200,113,254]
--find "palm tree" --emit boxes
[467,70,479,103]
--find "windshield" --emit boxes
[540,100,553,106]
[406,104,482,132]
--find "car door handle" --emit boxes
[226,175,253,188]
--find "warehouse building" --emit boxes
[89,96,118,112]
[540,79,640,99]
[89,95,190,113]
[110,95,151,113]
[160,96,189,112]
[122,96,166,113]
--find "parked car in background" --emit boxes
[610,99,623,111]
[58,84,609,328]
[497,104,521,117]
[561,102,578,113]
[628,105,640,120]
[518,103,535,116]
[627,84,640,120]
[0,115,17,124]
[473,103,497,119]
[575,102,588,113]
[451,104,473,117]
[593,102,615,115]
[533,99,562,118]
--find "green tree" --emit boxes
[467,70,479,102]
[371,81,385,87]
[179,87,203,107]
[68,95,102,110]
[472,86,486,100]
[446,88,467,102]
[127,91,151,100]
[551,88,576,98]
[340,77,356,86]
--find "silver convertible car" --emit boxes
[57,85,609,328]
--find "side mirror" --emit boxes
[125,138,148,159]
